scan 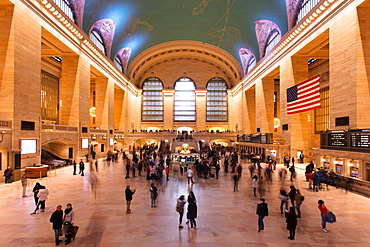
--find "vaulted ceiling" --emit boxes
[82,0,288,67]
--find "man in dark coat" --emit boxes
[79,159,85,176]
[256,198,269,232]
[125,185,136,214]
[49,205,63,246]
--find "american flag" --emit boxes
[286,75,321,114]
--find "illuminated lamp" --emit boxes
[42,0,48,4]
[328,0,334,3]
[320,5,326,11]
[45,3,52,8]
[50,7,55,12]
[57,14,62,18]
[89,107,96,117]
[66,23,71,27]
[53,10,59,15]
[312,12,318,18]
[315,9,321,14]
[324,1,330,6]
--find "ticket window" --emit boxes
[366,163,370,181]
[350,167,359,178]
[321,156,330,169]
[334,159,343,174]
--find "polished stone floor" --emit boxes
[1,156,370,247]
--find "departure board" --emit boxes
[350,130,370,148]
[328,132,347,146]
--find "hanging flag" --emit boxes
[286,74,321,114]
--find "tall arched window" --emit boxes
[174,78,196,121]
[142,78,164,122]
[90,30,106,55]
[53,0,76,24]
[114,56,123,73]
[295,0,321,25]
[246,56,256,74]
[264,29,281,56]
[206,78,228,122]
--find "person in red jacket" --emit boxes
[318,200,329,232]
[165,166,169,181]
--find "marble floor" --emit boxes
[1,157,370,247]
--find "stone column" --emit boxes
[95,77,114,130]
[243,86,256,133]
[60,54,90,129]
[163,89,174,130]
[114,87,125,131]
[195,89,207,130]
[280,55,310,156]
[255,78,275,133]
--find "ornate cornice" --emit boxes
[254,20,282,59]
[89,18,116,57]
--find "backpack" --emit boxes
[300,196,305,202]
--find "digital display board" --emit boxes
[328,132,347,146]
[350,130,370,148]
[21,139,37,154]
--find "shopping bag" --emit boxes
[326,212,336,223]
[73,226,79,240]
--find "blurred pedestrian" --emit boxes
[4,166,13,183]
[31,185,49,214]
[233,173,239,192]
[252,175,258,197]
[21,173,28,197]
[279,189,289,214]
[32,182,42,206]
[78,159,85,176]
[187,168,194,184]
[295,189,303,218]
[72,161,77,175]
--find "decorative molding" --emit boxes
[238,48,256,76]
[286,0,303,30]
[89,19,116,57]
[69,0,85,28]
[254,20,282,59]
[115,47,131,74]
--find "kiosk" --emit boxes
[25,165,49,178]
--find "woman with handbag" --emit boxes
[63,203,75,245]
[187,191,197,230]
[318,200,329,232]
[176,195,186,229]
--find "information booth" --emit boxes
[25,165,49,178]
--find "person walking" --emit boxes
[125,159,131,179]
[295,189,303,218]
[78,159,85,176]
[285,206,298,240]
[252,175,258,197]
[63,203,75,245]
[289,165,295,181]
[32,182,42,206]
[187,168,195,184]
[187,191,197,230]
[72,161,77,175]
[4,166,13,183]
[237,164,242,179]
[49,205,63,246]
[149,183,158,207]
[256,198,269,232]
[31,185,49,214]
[165,166,170,181]
[125,185,136,214]
[318,200,330,232]
[176,195,186,229]
[289,185,296,207]
[21,173,28,197]
[233,173,239,192]
[279,189,289,214]
[215,163,220,179]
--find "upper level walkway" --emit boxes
[0,157,368,246]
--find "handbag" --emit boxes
[326,212,336,223]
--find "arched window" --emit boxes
[246,56,256,74]
[264,29,281,56]
[142,78,164,122]
[295,0,321,25]
[174,78,196,121]
[114,56,123,73]
[206,78,228,122]
[90,30,106,55]
[52,0,76,24]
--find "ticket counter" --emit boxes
[25,165,49,178]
